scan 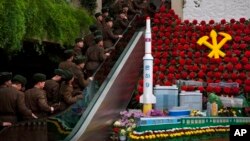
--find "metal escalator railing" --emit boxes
[0,14,144,141]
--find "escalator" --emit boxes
[0,16,146,141]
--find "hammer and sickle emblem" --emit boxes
[197,30,232,59]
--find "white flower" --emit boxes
[113,121,121,127]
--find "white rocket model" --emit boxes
[140,17,156,114]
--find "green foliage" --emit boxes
[80,0,97,15]
[0,0,94,53]
[0,0,26,53]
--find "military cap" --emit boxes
[89,24,98,33]
[62,70,73,81]
[75,37,84,43]
[105,17,113,23]
[101,8,109,13]
[94,35,103,43]
[0,72,12,84]
[74,55,87,65]
[95,12,102,18]
[33,73,46,84]
[12,74,27,86]
[54,69,65,76]
[94,30,103,36]
[63,49,74,59]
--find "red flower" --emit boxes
[206,86,213,92]
[200,20,206,25]
[232,87,239,95]
[226,51,233,57]
[175,73,181,80]
[139,79,143,86]
[165,81,172,86]
[189,72,196,79]
[235,63,242,71]
[161,59,167,65]
[240,18,246,23]
[197,71,205,78]
[154,58,161,65]
[239,43,247,50]
[215,72,222,79]
[244,86,250,93]
[166,72,174,79]
[231,73,238,80]
[181,85,188,91]
[235,79,242,85]
[209,20,215,25]
[198,86,204,92]
[159,5,166,12]
[188,86,195,91]
[138,86,143,94]
[113,127,120,133]
[168,66,175,73]
[223,72,229,80]
[245,51,250,58]
[192,65,199,72]
[152,26,159,32]
[214,87,221,94]
[230,18,236,23]
[245,79,250,85]
[231,57,238,64]
[153,66,159,72]
[184,19,189,24]
[200,65,207,72]
[192,20,198,25]
[159,73,165,80]
[135,95,140,102]
[226,63,234,72]
[160,66,166,72]
[234,36,241,42]
[181,71,188,79]
[207,71,213,78]
[180,51,185,58]
[244,64,250,71]
[179,59,185,66]
[223,87,231,94]
[224,57,231,63]
[218,65,224,72]
[220,19,226,24]
[234,50,241,56]
[170,59,176,65]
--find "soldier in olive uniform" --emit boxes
[102,17,123,51]
[44,69,65,106]
[95,12,104,31]
[101,7,110,22]
[59,70,83,111]
[25,73,55,118]
[73,37,85,57]
[113,10,130,34]
[72,55,93,95]
[85,35,110,77]
[11,74,37,120]
[110,0,125,16]
[0,72,34,124]
[84,24,98,54]
[58,49,78,70]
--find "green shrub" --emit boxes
[0,0,94,54]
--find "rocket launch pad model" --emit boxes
[140,17,156,115]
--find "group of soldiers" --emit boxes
[0,0,157,129]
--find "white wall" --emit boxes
[183,0,250,22]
